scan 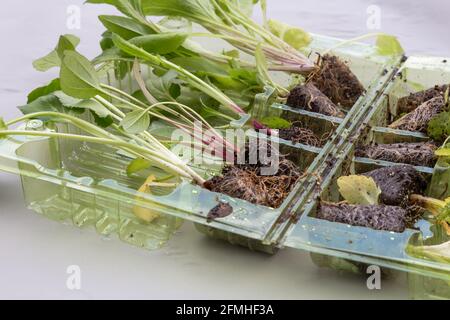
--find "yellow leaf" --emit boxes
[337,175,381,205]
[436,148,450,157]
[133,175,161,223]
[376,34,404,56]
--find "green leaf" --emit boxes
[376,34,404,56]
[19,94,83,116]
[120,109,151,134]
[145,69,181,101]
[337,175,382,205]
[129,33,188,55]
[53,91,110,118]
[428,111,450,142]
[33,34,80,72]
[436,148,450,157]
[142,0,217,21]
[127,157,152,176]
[91,112,114,128]
[0,117,6,131]
[232,0,258,16]
[56,35,79,59]
[87,0,145,22]
[27,79,61,103]
[99,15,153,40]
[268,19,311,50]
[112,34,159,63]
[261,116,291,129]
[170,56,226,74]
[60,51,102,99]
[100,31,114,51]
[169,84,181,99]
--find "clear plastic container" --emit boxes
[283,56,450,299]
[7,35,449,298]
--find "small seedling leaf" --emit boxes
[127,157,152,176]
[99,15,153,40]
[87,0,145,21]
[33,34,80,72]
[60,51,102,99]
[337,175,381,205]
[120,109,151,134]
[427,111,450,142]
[0,117,7,131]
[129,33,188,55]
[436,148,450,157]
[268,19,311,49]
[112,34,158,63]
[261,116,291,129]
[376,34,404,56]
[27,79,61,103]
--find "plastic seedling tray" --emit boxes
[282,56,450,299]
[0,34,412,283]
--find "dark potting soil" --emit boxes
[397,85,449,114]
[363,165,427,207]
[278,125,324,147]
[204,153,303,209]
[389,96,446,133]
[355,142,438,167]
[286,83,345,118]
[318,203,407,233]
[311,54,365,108]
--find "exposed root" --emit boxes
[279,123,323,147]
[363,165,427,207]
[389,96,446,133]
[397,85,449,114]
[318,203,407,233]
[355,142,438,167]
[311,54,365,108]
[204,157,303,209]
[287,83,345,118]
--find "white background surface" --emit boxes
[0,0,449,300]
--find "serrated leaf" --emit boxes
[19,94,84,117]
[33,34,80,72]
[27,79,61,103]
[268,19,311,50]
[337,175,381,205]
[53,91,111,119]
[99,15,153,40]
[60,51,102,99]
[121,109,150,134]
[127,157,152,176]
[376,34,404,56]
